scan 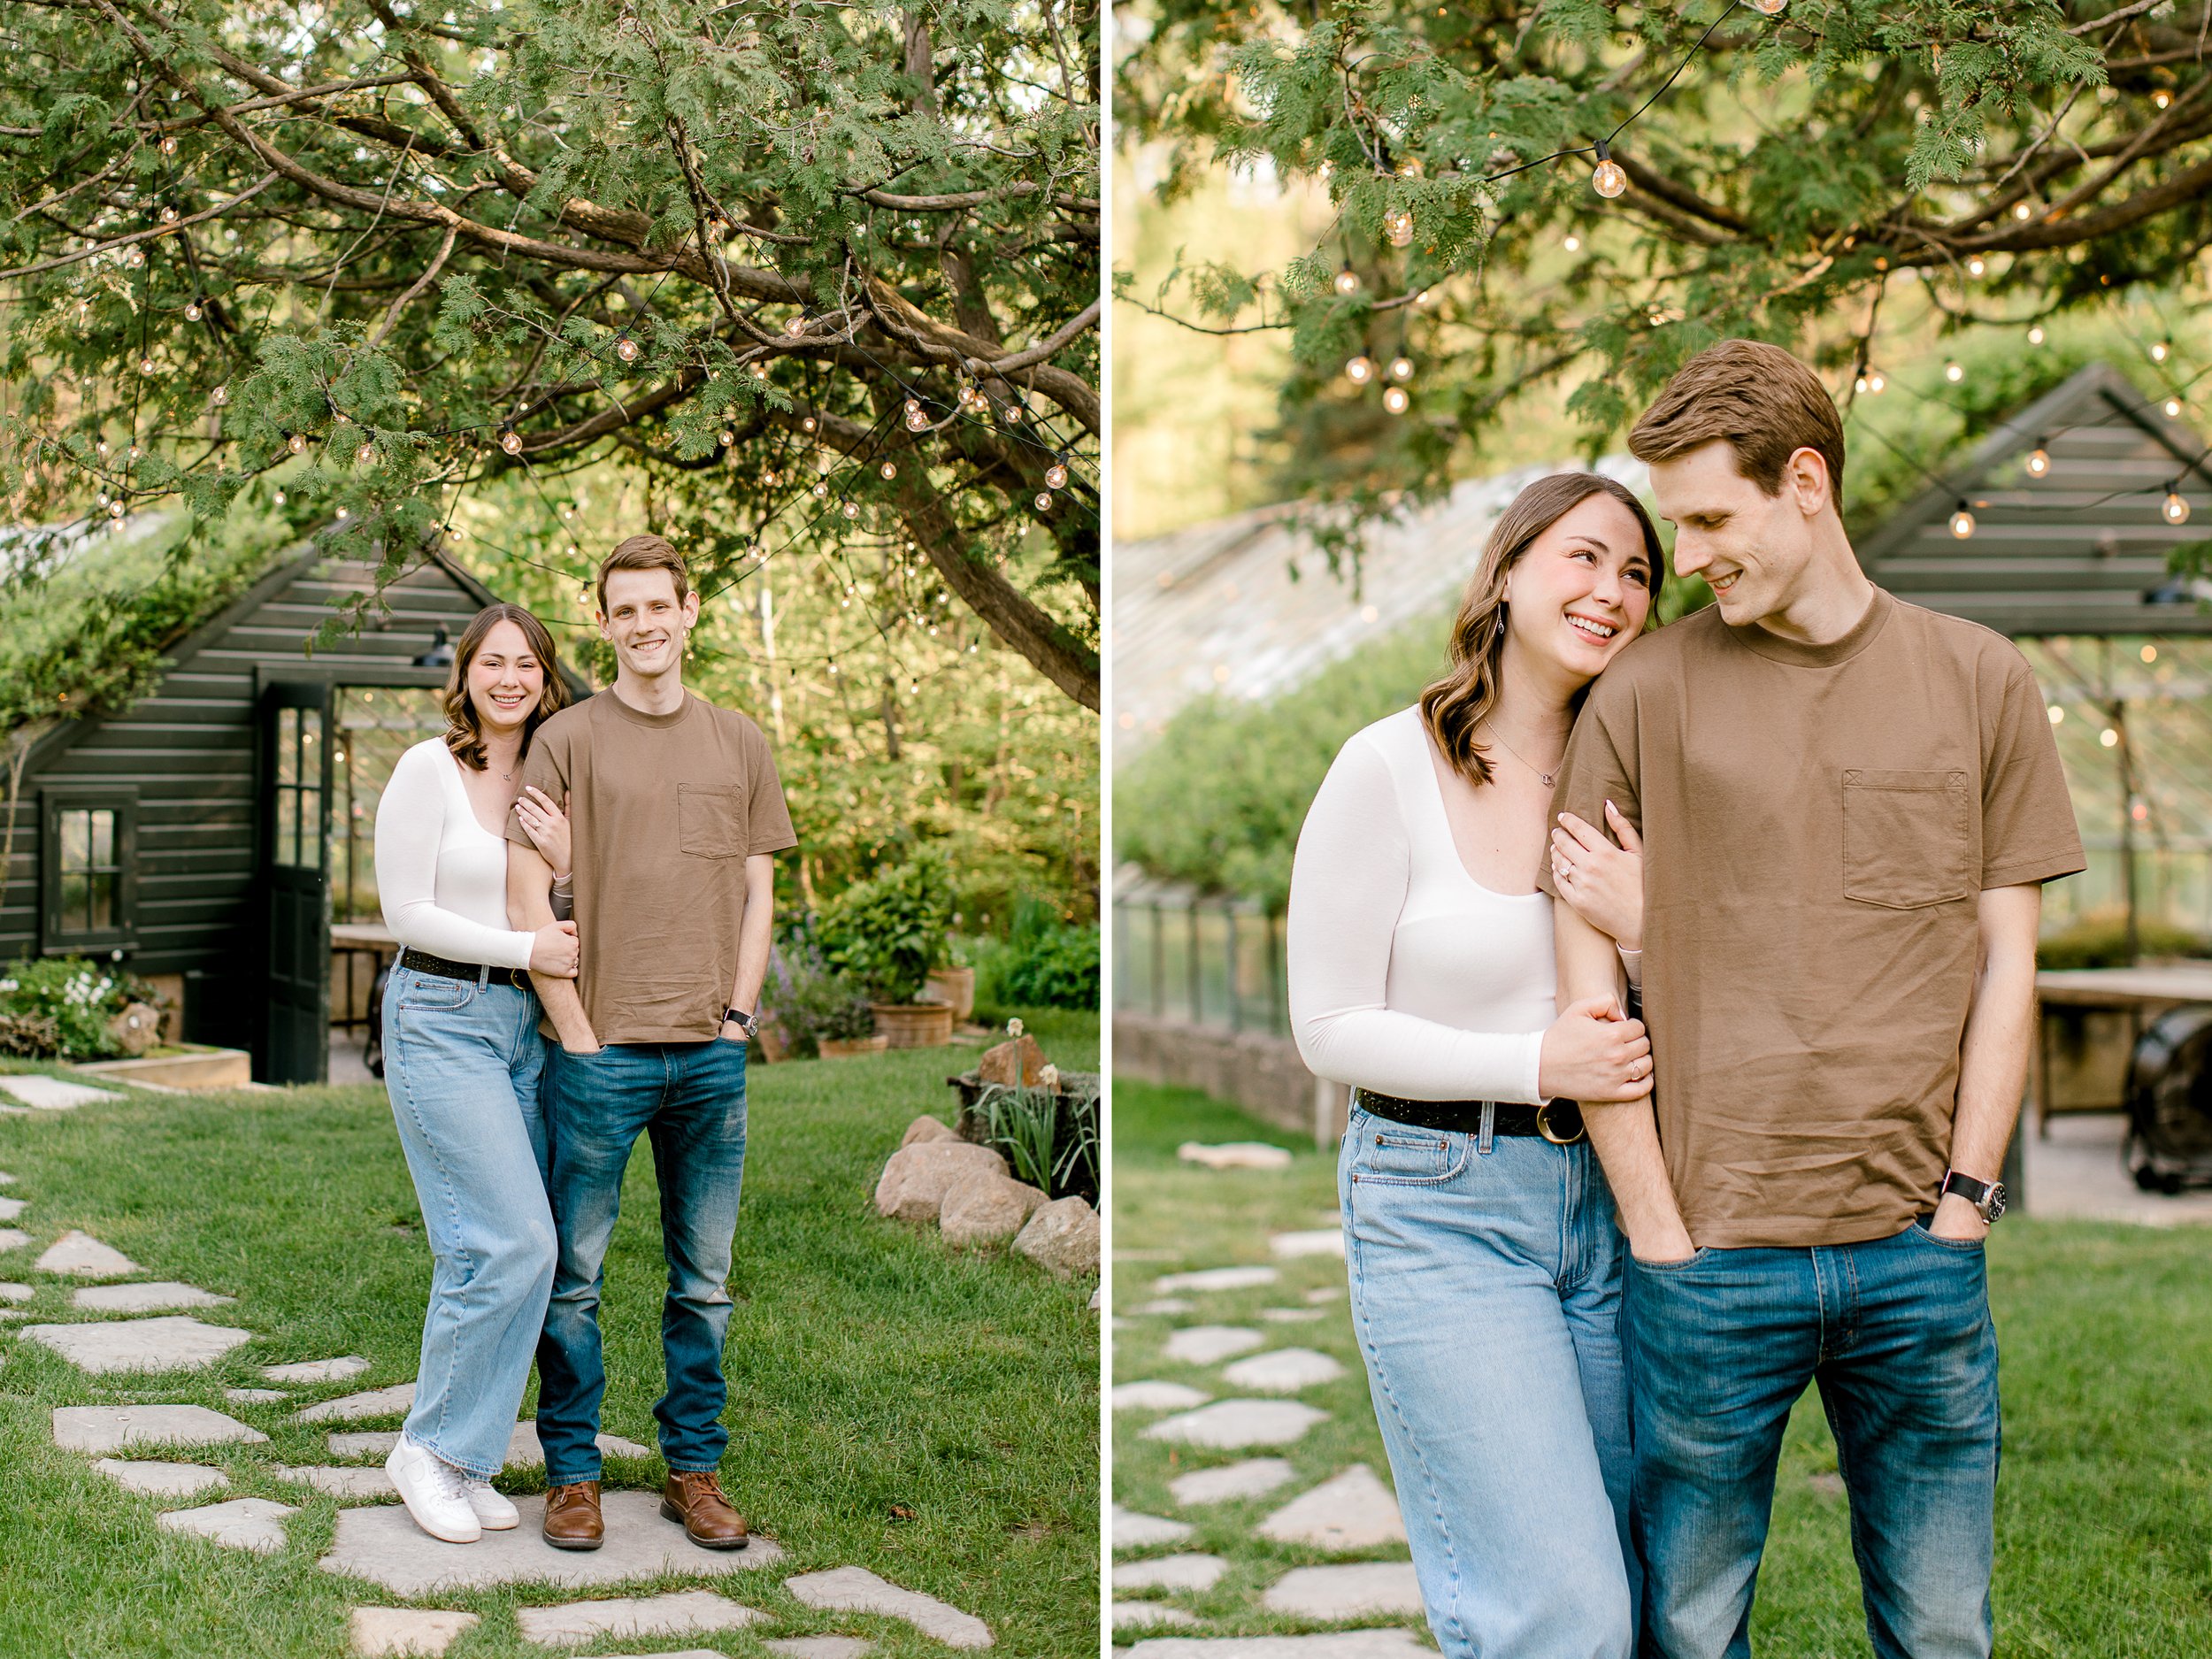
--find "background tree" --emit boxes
[0,0,1102,705]
[1118,0,2212,557]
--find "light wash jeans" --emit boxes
[534,1037,749,1485]
[380,964,557,1479]
[1625,1222,2001,1659]
[1340,1102,1635,1659]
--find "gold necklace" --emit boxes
[1479,722,1565,787]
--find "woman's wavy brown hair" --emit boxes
[1419,472,1666,786]
[442,603,569,771]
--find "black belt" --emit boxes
[398,947,532,991]
[1354,1087,1586,1145]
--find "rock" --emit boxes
[0,1076,119,1110]
[1303,1286,1343,1303]
[1178,1141,1294,1171]
[317,1493,784,1596]
[327,1432,401,1459]
[73,1281,234,1313]
[0,1197,22,1221]
[1115,1603,1203,1632]
[1152,1266,1278,1294]
[1111,1505,1194,1552]
[0,1230,27,1253]
[901,1115,959,1148]
[156,1496,296,1555]
[1259,1308,1327,1325]
[1270,1230,1345,1258]
[89,1459,230,1498]
[501,1420,655,1469]
[1120,1633,1431,1658]
[1012,1195,1098,1277]
[1113,1554,1227,1593]
[227,1387,289,1404]
[975,1033,1049,1087]
[0,1282,30,1303]
[1220,1348,1346,1394]
[513,1589,764,1644]
[265,1355,370,1384]
[296,1383,417,1424]
[349,1608,480,1657]
[873,1142,1009,1223]
[938,1173,1048,1246]
[24,1316,253,1374]
[1133,1298,1194,1316]
[1256,1465,1408,1552]
[52,1404,267,1453]
[1142,1400,1329,1451]
[1113,1380,1211,1413]
[784,1567,993,1650]
[1169,1457,1296,1507]
[1260,1563,1425,1620]
[1163,1326,1263,1366]
[764,1641,876,1659]
[35,1230,140,1278]
[109,1002,162,1056]
[277,1464,398,1501]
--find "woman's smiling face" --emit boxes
[465,618,546,736]
[1501,491,1657,681]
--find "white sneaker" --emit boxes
[465,1477,519,1530]
[386,1433,481,1543]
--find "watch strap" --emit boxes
[723,1005,760,1037]
[1939,1170,1992,1205]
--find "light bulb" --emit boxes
[749,361,768,380]
[1346,355,1375,384]
[1390,357,1414,382]
[1564,234,1581,252]
[184,300,202,322]
[2154,89,2172,109]
[1753,0,1786,12]
[1592,154,1627,199]
[1384,207,1414,248]
[127,444,141,461]
[1949,504,1975,539]
[123,246,145,267]
[2153,340,2170,363]
[96,491,108,504]
[335,506,349,519]
[287,432,306,454]
[2028,326,2046,345]
[811,480,827,497]
[2167,398,2185,418]
[616,337,640,362]
[1046,462,1068,489]
[1034,492,1052,511]
[138,356,156,376]
[211,385,227,405]
[1855,376,1868,394]
[2013,202,2032,220]
[500,429,522,455]
[841,500,858,519]
[719,429,733,446]
[787,314,807,336]
[158,205,178,225]
[880,461,897,480]
[1945,362,1963,383]
[108,499,125,518]
[160,135,178,156]
[1004,403,1024,423]
[357,442,373,465]
[802,416,817,433]
[1966,256,1985,277]
[1334,265,1361,296]
[1383,386,1410,414]
[1868,372,1886,393]
[906,405,928,431]
[764,470,781,487]
[2165,489,2192,526]
[2026,444,2050,477]
[273,489,286,503]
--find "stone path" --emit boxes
[1111,1505,1195,1552]
[1220,1348,1344,1394]
[277,1464,398,1500]
[1261,1563,1425,1620]
[1142,1400,1328,1450]
[36,1230,140,1277]
[1269,1231,1345,1258]
[1153,1265,1279,1294]
[73,1281,234,1312]
[763,1640,876,1659]
[24,1315,253,1373]
[91,1458,230,1498]
[53,1404,267,1452]
[0,1195,23,1221]
[785,1566,995,1650]
[1256,1466,1406,1552]
[0,1075,120,1110]
[296,1382,417,1423]
[1121,1634,1431,1658]
[157,1497,297,1555]
[265,1354,369,1384]
[1177,1142,1294,1171]
[512,1589,762,1644]
[1168,1458,1294,1506]
[1163,1325,1264,1365]
[1114,1380,1210,1412]
[351,1606,480,1656]
[1113,1554,1226,1593]
[1116,1602,1203,1632]
[0,1228,31,1252]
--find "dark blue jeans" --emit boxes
[534,1037,748,1484]
[1624,1222,2000,1659]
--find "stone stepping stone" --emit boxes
[53,1403,267,1453]
[74,1281,234,1313]
[503,1420,656,1468]
[1169,1457,1296,1507]
[1271,1230,1345,1258]
[1303,1286,1343,1303]
[1111,1505,1194,1552]
[0,1170,14,1183]
[1154,1266,1279,1294]
[297,1382,417,1423]
[266,1355,370,1384]
[1220,1348,1346,1394]
[317,1492,783,1595]
[1261,1563,1425,1620]
[764,1640,876,1659]
[157,1496,296,1555]
[515,1590,763,1645]
[1133,1298,1194,1316]
[0,1230,28,1253]
[1164,1326,1263,1366]
[1119,1633,1430,1658]
[1114,1380,1211,1413]
[0,1197,23,1222]
[227,1387,289,1404]
[0,1282,31,1304]
[1260,1308,1327,1324]
[1257,1465,1408,1552]
[36,1231,140,1278]
[90,1458,230,1498]
[278,1464,397,1501]
[785,1566,993,1650]
[1113,1553,1227,1593]
[350,1607,480,1657]
[0,1075,120,1110]
[328,1432,402,1459]
[1177,1142,1293,1170]
[24,1316,252,1373]
[1144,1400,1329,1451]
[1115,1603,1203,1632]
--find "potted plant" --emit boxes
[822,854,956,1048]
[924,936,976,1021]
[763,937,887,1060]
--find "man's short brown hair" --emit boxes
[1628,339,1847,504]
[596,533,691,614]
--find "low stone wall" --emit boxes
[1112,1012,1348,1146]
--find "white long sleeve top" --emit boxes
[1287,706,1555,1104]
[375,738,535,971]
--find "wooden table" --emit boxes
[330,922,400,1032]
[2034,964,2212,1124]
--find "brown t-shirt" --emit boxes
[507,688,798,1044]
[1539,588,2084,1248]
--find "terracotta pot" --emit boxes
[819,1033,890,1059]
[923,966,976,1020]
[871,1001,956,1049]
[754,1021,791,1064]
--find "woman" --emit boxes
[374,603,579,1544]
[1287,472,1662,1659]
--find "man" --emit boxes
[506,534,796,1552]
[1541,340,2083,1659]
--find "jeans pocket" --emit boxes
[1629,1246,1710,1273]
[1350,1124,1467,1186]
[1908,1217,1986,1254]
[396,972,476,1013]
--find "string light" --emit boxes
[1334,264,1361,296]
[107,499,124,519]
[1867,371,1886,393]
[357,442,373,465]
[2013,202,2033,220]
[210,385,227,405]
[500,427,523,455]
[2154,88,2173,110]
[811,480,828,498]
[157,206,178,225]
[905,399,928,432]
[95,439,108,456]
[1945,362,1963,383]
[184,300,203,322]
[1752,0,1786,12]
[1389,357,1414,382]
[719,429,733,446]
[1564,234,1581,252]
[1033,492,1052,511]
[2164,484,2192,525]
[2152,340,2171,364]
[2026,439,2050,478]
[1592,139,1627,200]
[1046,461,1069,490]
[2028,326,2046,346]
[2166,398,2185,419]
[749,361,768,380]
[122,246,144,268]
[137,356,156,376]
[159,135,178,156]
[1965,256,1985,278]
[616,337,640,362]
[1949,501,1976,539]
[1384,207,1414,248]
[841,499,859,519]
[1383,386,1410,414]
[802,416,818,433]
[879,460,897,480]
[286,431,307,455]
[1346,355,1375,385]
[127,444,141,461]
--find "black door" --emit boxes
[260,680,333,1083]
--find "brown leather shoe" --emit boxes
[541,1480,603,1551]
[661,1470,749,1550]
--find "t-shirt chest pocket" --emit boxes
[1840,769,1971,909]
[677,783,748,859]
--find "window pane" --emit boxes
[277,788,297,867]
[301,787,323,869]
[60,872,88,933]
[302,708,322,776]
[278,708,298,785]
[89,809,114,870]
[60,809,88,874]
[88,872,113,933]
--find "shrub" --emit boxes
[2038,910,2207,972]
[0,956,156,1059]
[973,895,1100,1010]
[763,932,877,1058]
[969,1071,1101,1205]
[819,853,954,1005]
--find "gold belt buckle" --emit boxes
[1536,1102,1586,1146]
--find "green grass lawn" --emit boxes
[1112,1078,2212,1656]
[0,1010,1099,1659]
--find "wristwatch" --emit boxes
[722,1005,761,1040]
[1939,1169,2006,1225]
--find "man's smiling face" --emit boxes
[1646,439,1824,628]
[600,566,699,678]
